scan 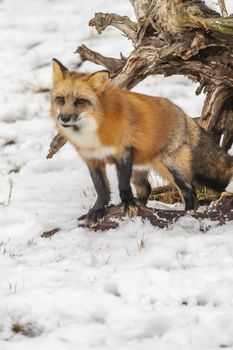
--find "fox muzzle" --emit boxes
[58,113,79,127]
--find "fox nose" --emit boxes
[60,114,72,123]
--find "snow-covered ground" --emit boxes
[0,0,233,349]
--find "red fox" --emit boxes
[51,58,233,227]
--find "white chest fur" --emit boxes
[78,146,117,160]
[59,115,117,160]
[133,164,152,171]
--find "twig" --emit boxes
[6,178,13,206]
[1,178,13,207]
[41,228,61,238]
[47,133,67,159]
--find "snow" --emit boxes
[226,178,233,192]
[0,0,233,349]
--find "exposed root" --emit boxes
[78,194,233,231]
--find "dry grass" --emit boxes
[150,185,221,205]
[11,321,42,337]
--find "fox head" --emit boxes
[51,58,110,130]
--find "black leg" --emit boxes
[167,167,199,210]
[115,148,138,216]
[80,160,110,226]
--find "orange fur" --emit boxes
[51,63,196,180]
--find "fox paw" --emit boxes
[78,208,106,228]
[123,200,139,218]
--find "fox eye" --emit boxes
[56,96,65,105]
[74,98,87,106]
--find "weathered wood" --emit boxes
[78,194,233,231]
[47,133,67,159]
[199,85,233,150]
[89,12,137,43]
[76,45,126,76]
[41,228,60,238]
[129,0,150,22]
[218,0,228,17]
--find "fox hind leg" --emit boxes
[167,167,198,210]
[163,145,199,210]
[131,170,151,204]
[152,157,198,210]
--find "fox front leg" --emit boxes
[115,148,139,217]
[80,160,110,227]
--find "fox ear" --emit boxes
[88,71,110,93]
[52,58,68,85]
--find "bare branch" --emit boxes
[89,12,137,42]
[76,45,126,75]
